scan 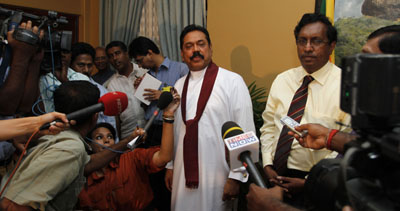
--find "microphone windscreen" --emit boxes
[99,91,128,116]
[221,121,244,139]
[157,91,173,110]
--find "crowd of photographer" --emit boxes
[0,6,399,211]
[0,10,184,209]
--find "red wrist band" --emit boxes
[326,129,339,150]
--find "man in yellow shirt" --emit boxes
[260,13,351,207]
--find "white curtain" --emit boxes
[156,0,207,61]
[139,0,161,47]
[99,0,145,46]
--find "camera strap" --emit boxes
[0,43,11,87]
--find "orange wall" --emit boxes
[2,0,99,47]
[208,0,315,90]
[3,0,316,88]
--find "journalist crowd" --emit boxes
[0,7,399,211]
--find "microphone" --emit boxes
[127,91,173,149]
[221,121,266,188]
[40,91,128,130]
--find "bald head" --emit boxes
[95,47,109,72]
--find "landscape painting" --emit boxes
[319,0,400,65]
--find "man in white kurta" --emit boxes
[167,24,255,211]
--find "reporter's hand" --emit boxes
[163,89,180,116]
[272,176,305,198]
[222,178,240,201]
[264,165,279,185]
[247,184,283,211]
[12,135,29,155]
[288,123,329,150]
[7,20,44,54]
[130,127,146,140]
[165,168,173,191]
[38,112,70,136]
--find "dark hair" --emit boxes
[70,42,96,64]
[88,122,116,141]
[180,24,211,50]
[367,25,400,54]
[54,81,100,126]
[294,13,337,44]
[128,36,160,59]
[105,41,127,55]
[367,25,400,40]
[379,33,400,54]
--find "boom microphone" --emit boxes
[40,91,128,130]
[221,121,266,188]
[127,91,173,149]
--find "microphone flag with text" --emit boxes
[127,91,173,149]
[40,91,128,130]
[221,121,266,188]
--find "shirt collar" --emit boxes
[298,61,332,85]
[190,66,207,80]
[149,57,170,74]
[160,57,170,70]
[114,65,137,78]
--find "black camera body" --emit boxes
[340,54,400,132]
[305,54,400,211]
[0,7,71,72]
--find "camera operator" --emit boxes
[0,20,44,175]
[247,24,400,211]
[0,20,44,116]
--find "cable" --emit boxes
[31,97,46,116]
[0,129,39,196]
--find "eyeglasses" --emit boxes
[296,38,329,48]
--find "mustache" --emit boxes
[190,51,204,60]
[301,53,316,58]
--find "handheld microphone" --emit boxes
[221,121,266,188]
[127,91,173,149]
[40,91,128,130]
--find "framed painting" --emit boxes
[315,0,400,65]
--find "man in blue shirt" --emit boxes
[129,36,188,147]
[129,36,188,211]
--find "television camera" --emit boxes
[304,53,400,211]
[0,6,72,72]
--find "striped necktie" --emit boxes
[273,75,314,175]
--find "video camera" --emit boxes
[304,54,400,211]
[0,6,72,72]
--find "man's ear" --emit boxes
[329,41,336,54]
[181,51,184,62]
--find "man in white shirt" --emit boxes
[260,13,351,206]
[165,24,255,211]
[105,41,147,139]
[69,42,117,139]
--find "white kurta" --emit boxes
[170,67,255,211]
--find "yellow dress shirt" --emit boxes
[260,62,351,172]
